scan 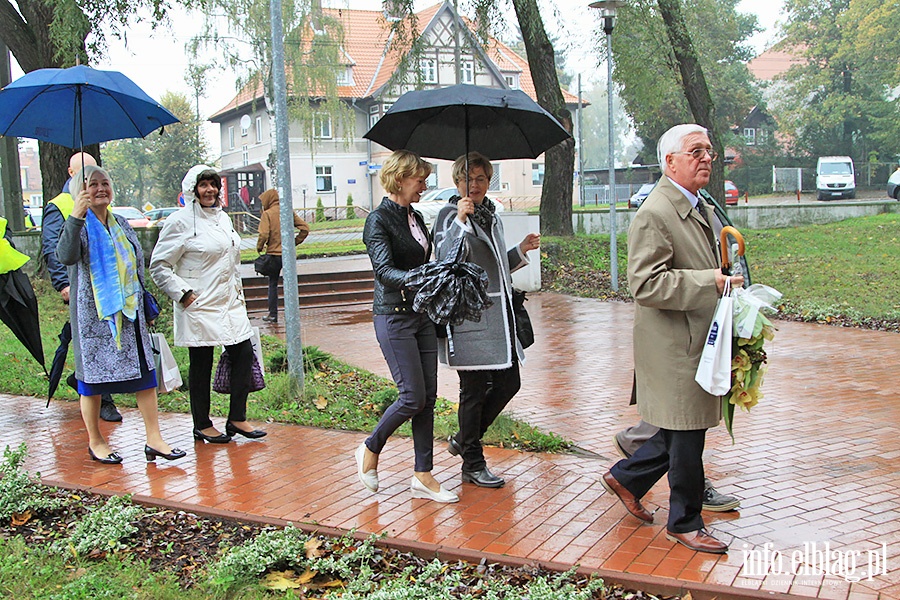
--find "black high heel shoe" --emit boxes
[144,445,187,462]
[225,421,267,439]
[193,428,232,443]
[88,447,123,464]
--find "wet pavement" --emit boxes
[4,292,898,599]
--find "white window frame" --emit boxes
[532,162,545,186]
[255,117,263,143]
[420,58,437,83]
[369,113,380,129]
[316,165,334,192]
[744,127,756,145]
[314,114,333,139]
[462,61,474,84]
[504,75,517,89]
[489,163,501,192]
[336,67,352,86]
[241,145,249,166]
[228,126,235,150]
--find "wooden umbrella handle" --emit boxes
[720,225,745,272]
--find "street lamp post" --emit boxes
[589,0,624,292]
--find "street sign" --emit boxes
[348,179,356,184]
[143,202,154,212]
[358,160,368,166]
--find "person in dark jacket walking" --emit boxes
[354,150,458,504]
[256,188,310,323]
[42,152,121,422]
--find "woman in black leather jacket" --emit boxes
[354,150,458,504]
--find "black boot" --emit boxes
[99,395,122,422]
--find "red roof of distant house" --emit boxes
[747,48,806,81]
[210,2,579,120]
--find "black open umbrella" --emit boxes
[46,322,72,403]
[0,268,46,373]
[363,84,571,161]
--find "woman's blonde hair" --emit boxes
[452,152,493,185]
[70,165,114,200]
[379,150,432,194]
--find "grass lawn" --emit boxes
[542,213,900,331]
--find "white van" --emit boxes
[816,156,855,200]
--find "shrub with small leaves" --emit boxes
[0,443,66,522]
[52,494,144,556]
[209,524,311,584]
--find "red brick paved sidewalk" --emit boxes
[6,292,898,599]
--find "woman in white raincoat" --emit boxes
[150,165,266,443]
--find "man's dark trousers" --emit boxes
[610,428,707,533]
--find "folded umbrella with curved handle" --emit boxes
[720,225,745,274]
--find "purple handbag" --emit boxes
[212,351,266,393]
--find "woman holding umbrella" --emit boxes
[57,166,184,464]
[432,152,540,488]
[150,165,265,444]
[355,149,458,503]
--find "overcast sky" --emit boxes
[10,0,786,155]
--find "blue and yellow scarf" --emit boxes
[85,210,139,348]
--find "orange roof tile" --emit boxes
[747,48,806,81]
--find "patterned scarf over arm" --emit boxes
[85,210,139,349]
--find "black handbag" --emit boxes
[511,289,534,349]
[212,351,266,393]
[254,254,281,277]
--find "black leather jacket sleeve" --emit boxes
[363,198,431,315]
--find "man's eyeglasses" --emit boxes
[676,148,718,161]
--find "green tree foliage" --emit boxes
[578,83,637,169]
[775,0,900,161]
[103,92,208,209]
[609,0,760,163]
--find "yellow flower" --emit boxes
[732,351,751,371]
[762,324,775,341]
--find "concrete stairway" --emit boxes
[243,269,375,313]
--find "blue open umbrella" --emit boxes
[0,64,178,148]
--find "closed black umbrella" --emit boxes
[404,237,492,327]
[47,322,72,404]
[364,84,571,161]
[0,268,45,373]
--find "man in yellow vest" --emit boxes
[42,152,122,422]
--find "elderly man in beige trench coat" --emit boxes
[600,124,744,555]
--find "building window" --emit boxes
[228,126,235,150]
[314,114,333,139]
[744,127,756,145]
[242,145,249,166]
[336,67,353,86]
[462,61,474,84]
[532,162,545,186]
[427,163,438,188]
[255,117,263,143]
[241,120,249,137]
[489,163,501,191]
[316,165,333,192]
[369,113,380,129]
[420,58,437,83]
[504,75,517,89]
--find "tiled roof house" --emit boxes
[209,1,580,210]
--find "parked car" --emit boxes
[144,206,179,227]
[111,206,151,228]
[629,183,655,209]
[887,169,900,200]
[415,188,504,227]
[725,180,739,206]
[816,156,855,200]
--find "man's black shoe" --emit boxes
[100,397,122,423]
[702,478,740,512]
[462,466,505,488]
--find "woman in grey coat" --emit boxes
[57,166,184,465]
[432,152,540,488]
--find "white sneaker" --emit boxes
[355,443,378,492]
[410,476,459,503]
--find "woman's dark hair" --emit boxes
[194,169,222,199]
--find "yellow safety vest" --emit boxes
[49,192,75,220]
[0,217,30,274]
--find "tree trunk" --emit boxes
[656,0,725,203]
[510,0,574,236]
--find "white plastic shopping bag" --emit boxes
[695,280,733,396]
[151,332,183,393]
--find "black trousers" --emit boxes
[266,255,283,319]
[188,339,254,430]
[455,362,520,472]
[610,427,707,533]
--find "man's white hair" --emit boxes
[657,124,708,171]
